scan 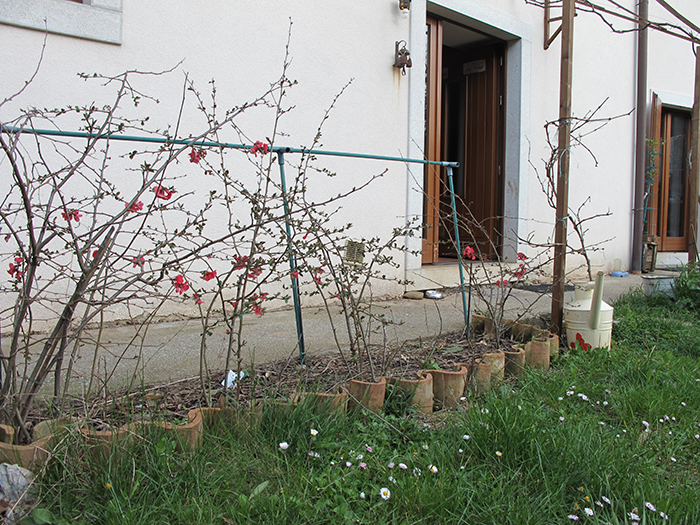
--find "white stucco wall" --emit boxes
[0,0,417,323]
[2,0,700,317]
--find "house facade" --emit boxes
[1,0,699,305]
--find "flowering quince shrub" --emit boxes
[0,51,344,427]
[291,212,419,380]
[457,236,547,345]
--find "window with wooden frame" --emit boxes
[646,93,692,252]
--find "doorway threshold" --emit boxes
[407,260,507,291]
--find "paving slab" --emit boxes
[61,273,647,394]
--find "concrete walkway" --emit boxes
[67,273,649,394]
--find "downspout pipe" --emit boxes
[632,0,649,273]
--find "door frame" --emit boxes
[647,93,692,252]
[422,17,443,264]
[422,15,505,263]
[404,1,530,274]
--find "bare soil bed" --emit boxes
[19,327,525,441]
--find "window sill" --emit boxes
[0,0,122,45]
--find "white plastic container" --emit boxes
[641,275,674,297]
[563,272,614,350]
[573,281,595,301]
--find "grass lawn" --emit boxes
[34,290,700,524]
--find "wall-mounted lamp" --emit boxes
[399,0,410,18]
[393,40,412,75]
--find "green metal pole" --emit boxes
[276,151,306,364]
[446,167,470,331]
[1,126,457,169]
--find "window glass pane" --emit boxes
[666,114,689,238]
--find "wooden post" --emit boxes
[631,0,648,273]
[689,49,700,263]
[551,0,575,334]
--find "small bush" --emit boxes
[674,263,700,311]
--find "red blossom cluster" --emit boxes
[514,253,528,279]
[153,185,176,200]
[248,267,262,279]
[189,148,206,164]
[250,292,269,316]
[7,257,23,279]
[193,293,204,305]
[233,255,249,270]
[202,270,217,281]
[61,210,82,222]
[313,267,324,285]
[462,245,477,260]
[172,274,189,294]
[125,201,144,212]
[249,141,269,157]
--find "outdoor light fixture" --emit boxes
[399,0,411,18]
[393,40,412,75]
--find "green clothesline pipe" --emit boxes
[1,124,468,364]
[0,126,458,168]
[446,167,471,333]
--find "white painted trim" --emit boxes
[0,0,122,45]
[428,0,532,41]
[405,0,428,273]
[655,90,693,111]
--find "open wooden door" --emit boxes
[439,43,504,259]
[422,17,443,264]
[422,14,505,263]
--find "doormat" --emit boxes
[513,283,574,294]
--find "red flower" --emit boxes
[291,271,299,279]
[153,185,176,200]
[249,141,269,157]
[126,201,144,212]
[172,274,189,294]
[132,256,145,268]
[495,279,509,287]
[202,270,217,281]
[233,255,249,270]
[193,294,204,305]
[462,245,477,260]
[252,304,263,316]
[514,264,526,279]
[189,148,205,164]
[570,332,592,351]
[517,252,527,261]
[61,210,82,222]
[7,257,23,279]
[248,267,263,279]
